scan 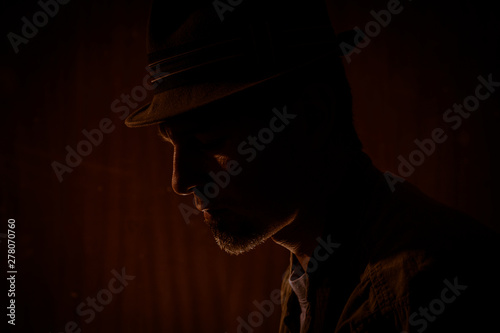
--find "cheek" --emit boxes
[230,142,305,201]
[217,122,309,204]
[213,153,231,169]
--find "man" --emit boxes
[125,0,499,332]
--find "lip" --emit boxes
[200,203,226,212]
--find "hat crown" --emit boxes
[146,0,336,64]
[125,0,345,127]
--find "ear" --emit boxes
[298,81,337,152]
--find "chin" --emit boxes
[205,210,276,255]
[212,230,269,255]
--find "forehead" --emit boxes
[159,83,286,138]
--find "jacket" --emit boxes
[278,165,500,333]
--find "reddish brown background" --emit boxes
[1,0,499,332]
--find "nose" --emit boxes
[171,146,208,196]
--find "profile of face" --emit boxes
[158,83,330,255]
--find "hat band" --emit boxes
[147,24,339,87]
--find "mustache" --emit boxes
[192,188,220,211]
[192,190,234,212]
[193,195,208,211]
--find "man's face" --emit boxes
[159,86,316,254]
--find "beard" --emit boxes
[205,209,276,255]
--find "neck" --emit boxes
[271,151,379,272]
[271,204,326,272]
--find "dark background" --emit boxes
[1,0,499,332]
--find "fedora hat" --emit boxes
[125,0,353,128]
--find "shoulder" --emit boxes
[336,249,429,332]
[361,176,499,266]
[339,180,500,332]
